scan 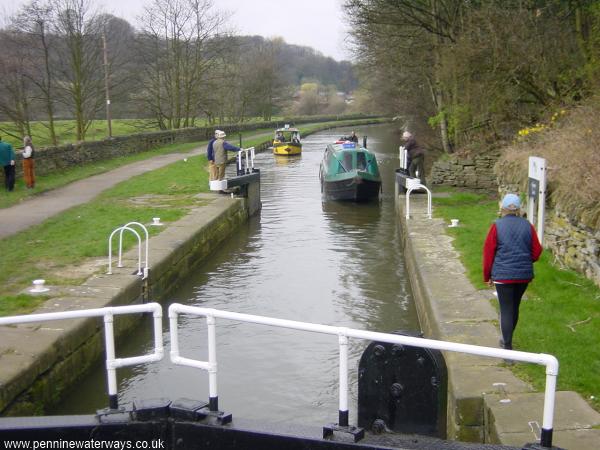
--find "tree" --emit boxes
[0,30,35,140]
[51,0,105,141]
[13,0,59,145]
[345,0,600,151]
[137,0,228,129]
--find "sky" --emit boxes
[0,0,353,61]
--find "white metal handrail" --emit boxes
[405,179,432,220]
[168,304,558,447]
[399,145,408,170]
[0,303,163,410]
[237,147,255,174]
[108,225,142,276]
[119,222,150,278]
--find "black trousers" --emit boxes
[3,164,15,191]
[495,282,529,350]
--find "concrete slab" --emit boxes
[494,428,600,450]
[485,391,600,434]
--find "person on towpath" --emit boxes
[0,136,16,192]
[483,193,542,351]
[213,130,240,181]
[207,130,220,181]
[402,131,426,184]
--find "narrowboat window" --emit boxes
[343,152,353,170]
[325,151,332,165]
[356,152,367,170]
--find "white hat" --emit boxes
[214,129,222,137]
[501,193,521,211]
[216,130,226,138]
[402,131,413,140]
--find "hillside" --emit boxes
[234,35,357,92]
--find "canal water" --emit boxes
[54,123,420,426]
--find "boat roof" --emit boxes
[275,127,299,132]
[329,141,364,151]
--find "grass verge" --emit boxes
[433,188,600,411]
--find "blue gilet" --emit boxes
[491,215,534,281]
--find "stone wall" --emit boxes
[429,153,499,191]
[544,211,600,286]
[11,114,377,177]
[431,153,600,288]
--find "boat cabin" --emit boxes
[274,125,301,144]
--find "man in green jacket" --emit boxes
[0,136,16,191]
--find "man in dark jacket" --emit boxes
[402,131,425,184]
[0,136,16,192]
[207,130,220,181]
[213,130,240,181]
[483,194,542,351]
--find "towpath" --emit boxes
[0,131,271,239]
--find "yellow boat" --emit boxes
[272,125,302,156]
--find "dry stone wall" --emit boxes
[538,209,600,286]
[429,153,499,191]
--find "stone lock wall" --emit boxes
[430,153,499,191]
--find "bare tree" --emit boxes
[12,0,59,145]
[0,30,35,140]
[137,0,229,129]
[51,0,104,141]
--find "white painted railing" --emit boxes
[119,222,149,278]
[399,145,408,170]
[237,147,255,174]
[168,304,559,447]
[107,225,144,277]
[0,303,163,410]
[405,177,432,219]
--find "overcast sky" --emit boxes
[0,0,352,61]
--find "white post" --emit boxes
[207,314,219,411]
[541,356,559,447]
[399,146,408,171]
[103,313,119,409]
[528,157,546,245]
[338,332,349,427]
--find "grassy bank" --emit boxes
[0,118,386,316]
[433,189,600,412]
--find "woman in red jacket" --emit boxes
[483,194,542,351]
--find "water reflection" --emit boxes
[54,124,419,427]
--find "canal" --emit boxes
[54,123,421,427]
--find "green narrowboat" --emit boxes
[319,140,381,201]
